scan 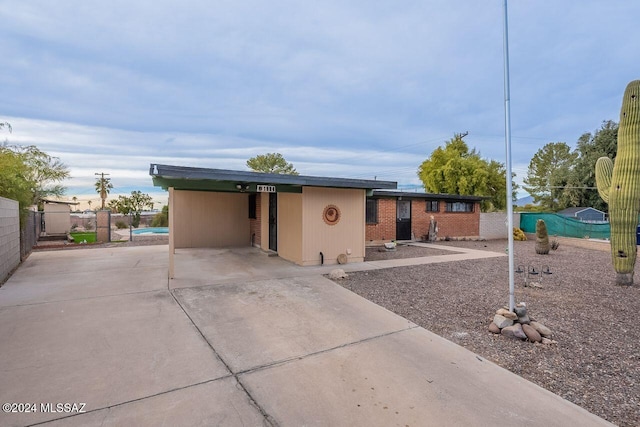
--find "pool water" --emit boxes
[132,227,169,235]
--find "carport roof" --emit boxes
[150,163,397,193]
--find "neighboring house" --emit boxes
[42,199,78,235]
[557,207,607,223]
[150,164,396,276]
[365,191,483,242]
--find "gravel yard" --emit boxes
[337,239,639,427]
[365,244,456,261]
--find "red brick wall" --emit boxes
[411,200,480,239]
[365,197,481,242]
[365,198,396,241]
[249,194,261,247]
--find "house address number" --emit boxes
[257,185,276,193]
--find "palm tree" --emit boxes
[94,173,113,210]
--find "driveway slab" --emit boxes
[240,327,613,427]
[40,378,267,427]
[0,245,168,306]
[174,275,415,372]
[0,291,230,426]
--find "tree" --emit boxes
[94,173,113,209]
[568,121,618,212]
[417,134,516,211]
[151,205,169,227]
[108,191,154,227]
[0,147,32,221]
[523,142,578,211]
[246,153,299,175]
[9,144,70,206]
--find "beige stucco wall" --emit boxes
[277,193,303,264]
[172,190,249,248]
[44,203,70,234]
[301,187,365,266]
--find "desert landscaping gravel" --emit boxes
[337,239,639,427]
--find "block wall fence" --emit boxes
[0,197,20,284]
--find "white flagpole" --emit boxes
[503,0,515,312]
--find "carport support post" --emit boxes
[169,187,175,279]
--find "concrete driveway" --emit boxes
[0,245,613,426]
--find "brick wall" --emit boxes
[0,196,20,284]
[365,198,396,241]
[411,200,480,240]
[366,197,481,242]
[249,194,262,247]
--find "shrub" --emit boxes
[115,220,128,229]
[551,239,560,250]
[513,227,527,241]
[151,205,168,227]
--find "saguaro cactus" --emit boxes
[535,219,550,255]
[595,80,640,285]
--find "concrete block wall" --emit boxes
[0,197,20,283]
[479,212,521,240]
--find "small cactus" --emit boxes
[535,219,550,254]
[595,80,640,285]
[550,239,559,251]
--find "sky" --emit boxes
[1,0,638,208]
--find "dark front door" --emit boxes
[396,200,412,240]
[269,192,277,251]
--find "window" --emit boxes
[248,194,257,219]
[366,199,378,224]
[445,201,474,213]
[426,200,439,212]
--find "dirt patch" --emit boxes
[337,239,639,427]
[365,244,457,261]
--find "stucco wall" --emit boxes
[301,187,365,266]
[0,197,20,283]
[480,212,521,240]
[172,190,250,248]
[277,193,303,264]
[44,203,70,234]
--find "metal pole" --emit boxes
[503,0,515,312]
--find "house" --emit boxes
[365,191,483,242]
[150,164,396,277]
[557,207,607,223]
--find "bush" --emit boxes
[115,220,128,229]
[151,205,168,227]
[513,227,527,241]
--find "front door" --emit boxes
[269,193,277,251]
[396,200,412,240]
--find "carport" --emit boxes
[150,164,396,278]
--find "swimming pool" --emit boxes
[132,227,169,235]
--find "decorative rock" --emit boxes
[488,322,501,334]
[496,308,518,320]
[516,314,531,325]
[501,323,527,340]
[514,303,527,317]
[522,324,542,342]
[493,314,513,329]
[530,321,552,338]
[541,337,557,345]
[329,269,348,280]
[384,242,397,250]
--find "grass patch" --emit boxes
[70,232,97,243]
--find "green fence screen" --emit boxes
[519,213,610,239]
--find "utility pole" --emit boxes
[95,172,112,210]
